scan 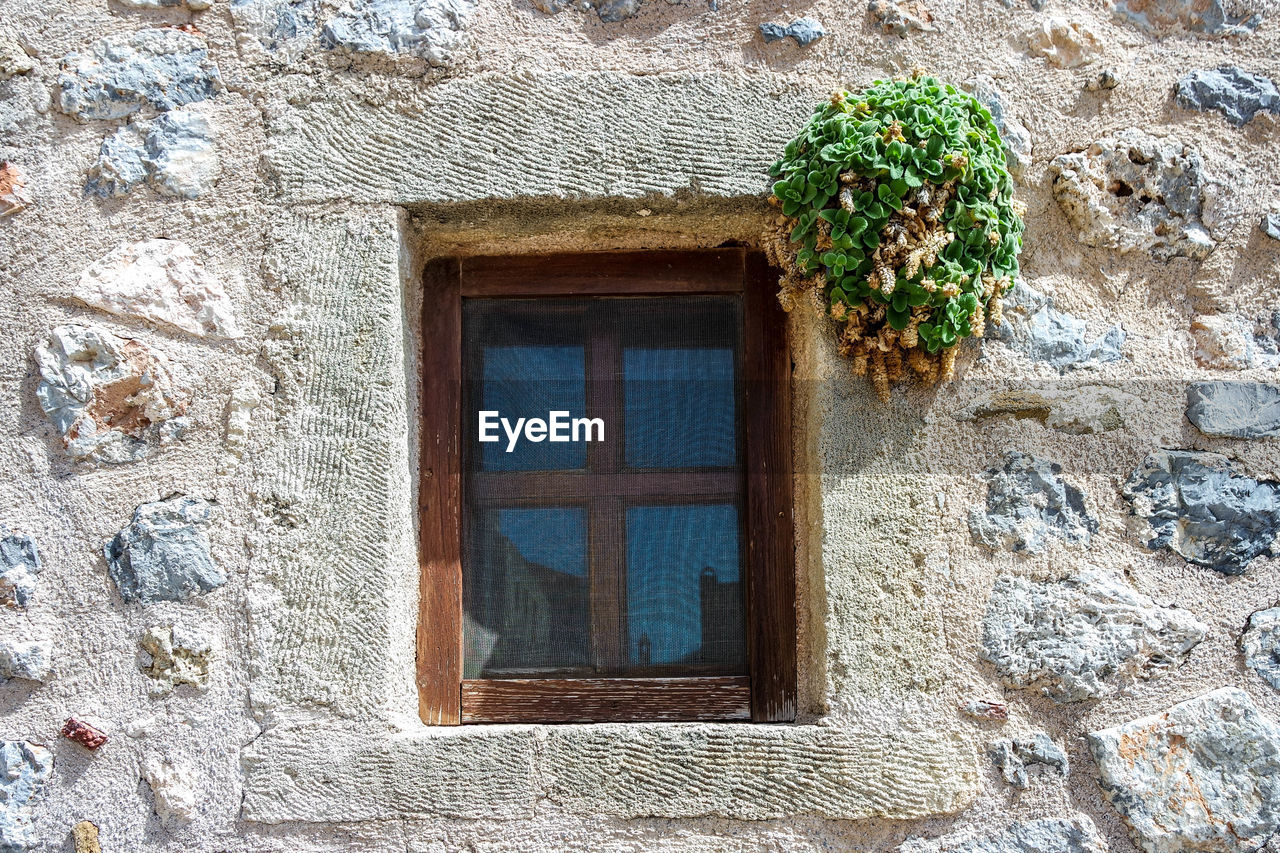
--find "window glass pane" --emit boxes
[625,504,744,672]
[624,347,736,469]
[481,345,586,471]
[463,507,590,677]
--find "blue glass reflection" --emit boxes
[497,508,587,578]
[481,345,586,471]
[626,505,742,667]
[623,348,735,469]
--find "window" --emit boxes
[419,250,795,724]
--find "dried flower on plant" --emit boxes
[766,74,1024,400]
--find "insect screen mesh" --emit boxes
[461,296,746,679]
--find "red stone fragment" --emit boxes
[61,718,108,750]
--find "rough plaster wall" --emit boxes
[1,0,1279,850]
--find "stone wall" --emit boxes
[1,0,1279,850]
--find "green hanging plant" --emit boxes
[764,73,1025,401]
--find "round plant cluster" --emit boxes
[765,74,1025,400]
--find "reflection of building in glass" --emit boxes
[466,533,589,676]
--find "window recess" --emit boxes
[418,250,795,725]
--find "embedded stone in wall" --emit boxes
[140,625,211,694]
[990,285,1125,370]
[1192,314,1255,369]
[0,741,53,852]
[1186,381,1280,438]
[231,0,319,60]
[964,77,1031,177]
[1123,449,1280,575]
[77,239,240,338]
[71,821,100,853]
[105,496,223,605]
[868,0,936,35]
[968,452,1097,553]
[1176,67,1279,126]
[321,0,476,66]
[61,718,108,750]
[594,0,641,21]
[979,572,1208,702]
[85,124,148,197]
[118,0,212,8]
[900,816,1108,853]
[959,698,1008,720]
[1112,0,1262,36]
[0,640,53,684]
[760,18,826,47]
[58,29,222,121]
[34,325,191,464]
[1262,213,1280,240]
[0,526,41,608]
[1026,17,1102,68]
[86,111,218,199]
[1242,607,1280,691]
[142,756,198,825]
[1049,129,1215,261]
[0,38,35,81]
[990,733,1067,788]
[0,161,32,216]
[1088,687,1280,853]
[221,385,258,469]
[956,385,1138,434]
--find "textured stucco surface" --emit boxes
[2,0,1280,849]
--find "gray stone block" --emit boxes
[760,17,826,47]
[321,0,476,65]
[1089,687,1280,853]
[1242,607,1280,691]
[1113,0,1262,36]
[1262,213,1280,240]
[0,741,53,852]
[1123,449,1280,575]
[1176,67,1279,126]
[1186,381,1280,438]
[58,29,221,121]
[979,571,1207,702]
[231,0,319,59]
[86,110,218,200]
[968,452,1097,553]
[0,526,40,608]
[104,495,224,604]
[990,733,1068,788]
[991,285,1125,370]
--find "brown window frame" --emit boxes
[418,249,795,725]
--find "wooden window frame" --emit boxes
[418,249,795,725]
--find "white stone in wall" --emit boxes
[321,0,477,67]
[76,239,241,338]
[86,111,219,199]
[0,526,41,609]
[979,571,1208,702]
[139,625,212,694]
[0,640,53,684]
[1026,17,1102,68]
[34,324,191,464]
[231,0,320,61]
[142,756,199,825]
[1089,687,1280,853]
[1191,314,1255,369]
[1050,129,1215,261]
[0,741,53,852]
[0,37,34,82]
[1242,607,1280,691]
